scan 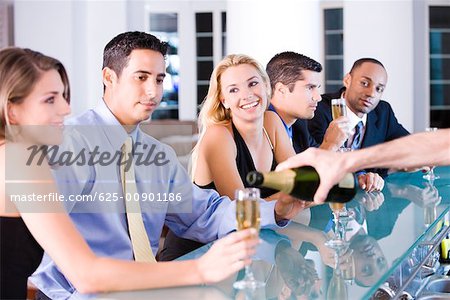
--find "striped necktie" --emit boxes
[121,136,156,262]
[350,121,364,150]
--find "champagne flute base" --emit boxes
[233,279,266,290]
[325,239,349,252]
[423,173,440,181]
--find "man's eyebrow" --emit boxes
[134,70,166,78]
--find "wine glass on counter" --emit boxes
[423,127,440,181]
[233,188,265,290]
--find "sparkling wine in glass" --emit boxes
[233,188,265,290]
[331,98,347,120]
[423,127,440,181]
[331,98,351,152]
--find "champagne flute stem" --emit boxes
[244,265,254,280]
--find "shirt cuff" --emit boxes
[260,200,290,229]
[355,170,367,177]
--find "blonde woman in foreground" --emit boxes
[161,54,308,260]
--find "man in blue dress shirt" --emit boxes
[31,32,301,299]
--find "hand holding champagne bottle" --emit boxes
[246,166,356,204]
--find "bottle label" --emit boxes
[338,173,355,189]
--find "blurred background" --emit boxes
[1,0,449,132]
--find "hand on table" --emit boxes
[357,172,384,192]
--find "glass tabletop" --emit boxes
[100,167,450,300]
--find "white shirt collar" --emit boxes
[346,104,367,129]
[340,91,367,129]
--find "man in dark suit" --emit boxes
[308,58,409,177]
[267,52,384,191]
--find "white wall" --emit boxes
[344,0,414,132]
[227,0,322,67]
[14,0,127,117]
[13,0,419,129]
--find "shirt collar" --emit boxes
[346,105,367,129]
[92,99,139,150]
[340,91,367,128]
[268,103,293,140]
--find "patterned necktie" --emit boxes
[350,121,364,150]
[121,137,156,262]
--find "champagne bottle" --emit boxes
[246,166,356,203]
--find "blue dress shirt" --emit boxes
[30,100,284,299]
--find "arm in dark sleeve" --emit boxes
[383,102,410,141]
[308,101,332,144]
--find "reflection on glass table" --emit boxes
[98,167,450,300]
[423,127,440,181]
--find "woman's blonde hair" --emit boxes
[0,47,70,140]
[189,54,272,178]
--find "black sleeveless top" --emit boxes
[197,123,277,198]
[159,123,279,261]
[0,216,44,299]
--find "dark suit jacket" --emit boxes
[291,119,320,153]
[308,88,410,176]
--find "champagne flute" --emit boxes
[330,98,351,219]
[331,97,351,153]
[233,188,265,290]
[423,127,440,181]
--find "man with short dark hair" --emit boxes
[266,52,383,191]
[308,58,409,177]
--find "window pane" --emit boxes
[197,85,209,106]
[430,84,450,106]
[430,32,450,54]
[196,13,213,32]
[324,8,343,30]
[222,12,227,57]
[152,109,178,120]
[325,34,343,55]
[197,61,213,81]
[196,37,213,57]
[150,13,177,32]
[325,84,342,94]
[429,6,450,128]
[325,59,344,81]
[149,13,179,120]
[430,6,450,29]
[222,12,226,33]
[431,109,450,128]
[430,58,450,80]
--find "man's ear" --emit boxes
[274,82,287,96]
[343,73,351,89]
[102,67,117,88]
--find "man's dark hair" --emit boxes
[103,31,168,77]
[266,51,322,92]
[349,57,385,74]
